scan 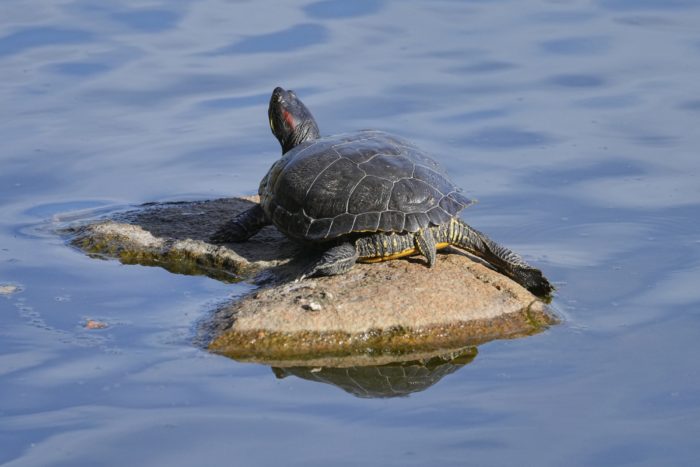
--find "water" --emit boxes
[1,0,699,465]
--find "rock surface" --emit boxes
[67,197,301,282]
[0,284,21,296]
[208,253,554,364]
[64,197,557,365]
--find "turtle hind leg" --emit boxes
[414,228,437,267]
[210,204,269,244]
[508,266,553,298]
[445,219,554,297]
[298,241,359,280]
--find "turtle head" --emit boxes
[269,87,320,154]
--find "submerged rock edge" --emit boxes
[209,302,557,367]
[69,220,257,281]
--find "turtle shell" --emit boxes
[259,130,473,241]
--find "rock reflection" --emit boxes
[271,347,478,398]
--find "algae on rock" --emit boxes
[63,197,558,369]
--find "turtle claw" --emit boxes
[294,273,308,283]
[295,242,358,281]
[295,264,318,282]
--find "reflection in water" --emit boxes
[272,348,478,398]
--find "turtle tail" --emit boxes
[444,219,554,297]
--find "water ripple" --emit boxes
[547,73,607,88]
[0,27,93,58]
[304,0,384,19]
[574,94,640,109]
[110,9,181,33]
[210,23,329,55]
[598,0,700,11]
[50,61,112,77]
[540,36,612,55]
[449,60,518,74]
[459,127,558,149]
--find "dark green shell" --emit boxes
[259,130,473,241]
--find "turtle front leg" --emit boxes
[210,204,270,244]
[297,242,359,280]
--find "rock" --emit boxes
[85,319,108,329]
[208,252,555,363]
[302,301,323,312]
[62,197,558,365]
[0,284,21,296]
[65,197,301,283]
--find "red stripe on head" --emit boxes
[282,110,296,130]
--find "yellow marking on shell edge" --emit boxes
[359,242,451,263]
[269,117,275,132]
[359,248,416,263]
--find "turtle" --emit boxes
[211,87,553,297]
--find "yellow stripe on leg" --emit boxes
[358,247,417,263]
[358,241,451,263]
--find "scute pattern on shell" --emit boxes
[259,130,473,241]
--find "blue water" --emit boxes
[2,1,700,465]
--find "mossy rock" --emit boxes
[62,197,558,366]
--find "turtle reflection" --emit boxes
[272,347,477,398]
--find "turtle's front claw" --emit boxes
[295,267,316,282]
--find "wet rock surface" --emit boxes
[63,197,558,365]
[0,284,22,296]
[66,197,302,282]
